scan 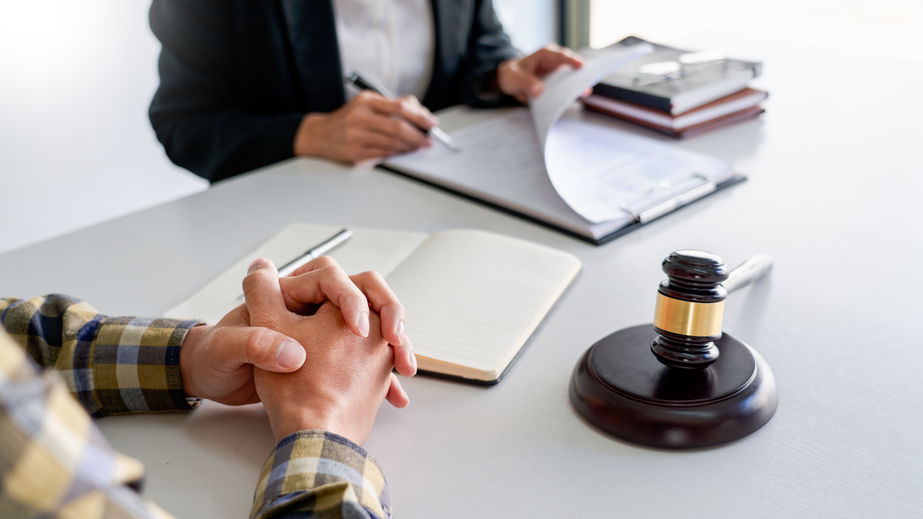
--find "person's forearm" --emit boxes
[0,295,200,417]
[292,112,332,158]
[151,111,305,183]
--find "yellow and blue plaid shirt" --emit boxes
[0,295,391,518]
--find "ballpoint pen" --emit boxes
[237,228,353,301]
[345,71,460,152]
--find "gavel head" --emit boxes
[652,250,728,369]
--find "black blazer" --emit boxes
[149,0,519,182]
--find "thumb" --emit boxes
[217,326,306,373]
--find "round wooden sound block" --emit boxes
[569,324,778,449]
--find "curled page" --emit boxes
[529,43,698,223]
[544,108,732,223]
[528,43,733,223]
[529,43,653,153]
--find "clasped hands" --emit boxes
[179,256,415,444]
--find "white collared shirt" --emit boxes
[334,0,436,100]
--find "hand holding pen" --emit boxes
[292,73,455,164]
[345,72,459,152]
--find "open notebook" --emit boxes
[384,43,744,244]
[165,224,581,384]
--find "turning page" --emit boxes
[530,44,653,151]
[544,107,733,223]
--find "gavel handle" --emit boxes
[723,254,773,294]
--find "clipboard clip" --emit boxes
[620,173,717,224]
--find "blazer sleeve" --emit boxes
[460,0,521,108]
[148,1,304,183]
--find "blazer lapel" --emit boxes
[279,0,345,112]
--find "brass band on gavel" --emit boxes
[653,293,725,338]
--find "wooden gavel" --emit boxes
[651,251,773,369]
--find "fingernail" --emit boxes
[356,311,370,337]
[410,351,418,374]
[276,340,305,369]
[248,258,267,273]
[395,320,405,345]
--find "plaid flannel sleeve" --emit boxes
[0,327,173,518]
[252,431,391,519]
[0,295,201,416]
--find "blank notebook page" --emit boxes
[384,229,581,379]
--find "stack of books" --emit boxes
[583,36,767,138]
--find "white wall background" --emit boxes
[495,0,558,53]
[0,0,557,256]
[0,2,208,255]
[587,0,923,60]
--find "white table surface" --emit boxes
[1,40,921,518]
